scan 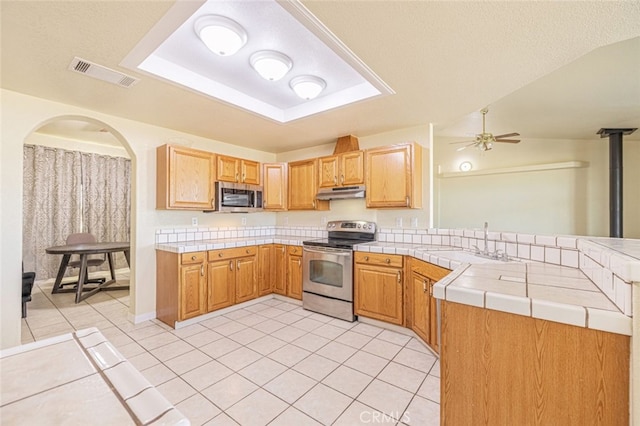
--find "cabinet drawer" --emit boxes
[181,252,206,265]
[288,245,302,256]
[355,252,403,268]
[208,246,257,261]
[411,258,450,281]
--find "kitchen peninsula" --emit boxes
[156,224,636,424]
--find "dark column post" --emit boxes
[597,128,637,238]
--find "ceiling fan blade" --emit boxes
[449,140,476,144]
[493,132,520,139]
[495,139,520,143]
[456,142,477,151]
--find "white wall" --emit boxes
[0,89,277,349]
[434,136,640,238]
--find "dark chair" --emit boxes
[22,270,35,318]
[65,233,106,286]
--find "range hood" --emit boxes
[316,185,366,200]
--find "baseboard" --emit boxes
[128,310,156,324]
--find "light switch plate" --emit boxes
[191,217,198,226]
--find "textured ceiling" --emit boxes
[2,1,639,152]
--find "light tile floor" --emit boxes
[21,275,440,425]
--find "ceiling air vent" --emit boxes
[68,57,139,88]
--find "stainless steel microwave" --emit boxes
[215,181,263,213]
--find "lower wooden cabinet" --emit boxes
[408,258,450,353]
[207,258,235,312]
[273,244,287,295]
[286,246,303,300]
[156,251,207,326]
[354,252,404,325]
[441,301,630,425]
[207,247,257,311]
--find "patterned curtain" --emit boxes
[22,144,131,279]
[81,152,131,270]
[23,145,82,279]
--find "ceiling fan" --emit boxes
[451,108,520,151]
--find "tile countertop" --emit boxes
[0,328,189,425]
[355,241,633,336]
[156,237,634,336]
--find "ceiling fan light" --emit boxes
[250,51,292,81]
[290,75,326,100]
[195,15,247,56]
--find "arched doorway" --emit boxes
[21,115,136,342]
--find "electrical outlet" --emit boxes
[241,217,247,226]
[321,216,327,225]
[191,217,198,226]
[395,217,403,228]
[411,217,418,228]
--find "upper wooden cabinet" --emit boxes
[318,150,364,188]
[365,143,423,208]
[288,159,329,211]
[216,154,260,185]
[263,163,287,211]
[156,144,215,210]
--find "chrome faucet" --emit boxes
[472,221,509,261]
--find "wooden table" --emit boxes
[46,242,130,303]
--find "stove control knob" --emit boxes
[357,224,361,228]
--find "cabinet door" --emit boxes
[318,155,339,188]
[287,253,303,300]
[273,245,287,295]
[355,263,403,325]
[157,145,215,210]
[180,263,206,320]
[207,259,235,311]
[257,245,273,296]
[241,160,260,185]
[217,155,240,182]
[411,271,430,343]
[235,256,257,303]
[288,159,329,210]
[365,143,422,209]
[340,151,364,185]
[263,163,287,210]
[428,280,439,353]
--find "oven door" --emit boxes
[303,246,353,302]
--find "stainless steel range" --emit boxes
[302,220,376,322]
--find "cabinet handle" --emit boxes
[422,279,427,293]
[340,174,344,184]
[406,196,410,206]
[201,265,204,276]
[237,260,240,270]
[246,249,250,254]
[191,255,196,261]
[298,258,301,267]
[218,253,224,257]
[397,271,402,283]
[229,261,233,271]
[385,258,391,264]
[364,256,369,261]
[235,172,239,182]
[313,200,316,208]
[211,198,215,207]
[429,283,433,297]
[334,176,337,184]
[282,247,285,253]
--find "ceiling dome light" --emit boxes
[195,15,247,56]
[250,51,292,81]
[290,75,326,100]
